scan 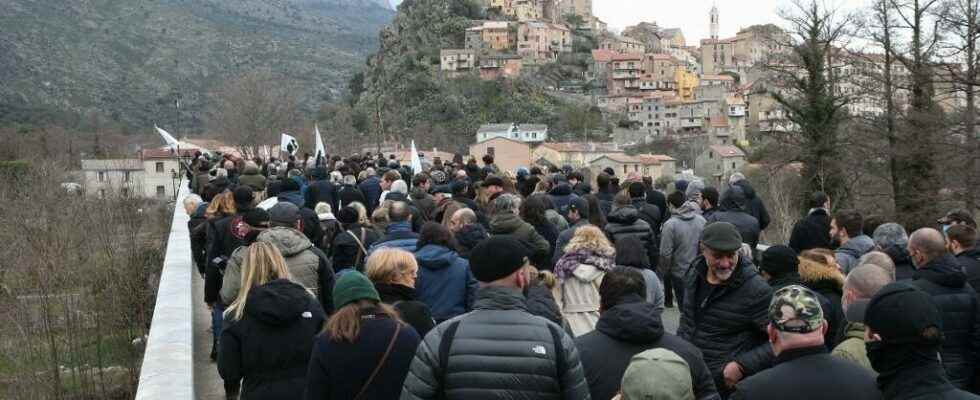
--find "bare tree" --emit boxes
[205,70,301,155]
[937,0,980,212]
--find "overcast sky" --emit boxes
[594,0,868,44]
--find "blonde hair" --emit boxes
[326,300,402,343]
[564,225,615,257]
[224,242,291,321]
[205,192,237,219]
[365,248,418,285]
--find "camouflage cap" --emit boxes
[769,285,825,333]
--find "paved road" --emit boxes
[193,274,225,400]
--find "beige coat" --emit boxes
[553,263,605,337]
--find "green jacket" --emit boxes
[488,212,550,258]
[831,322,875,375]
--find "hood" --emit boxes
[915,254,968,288]
[719,186,748,211]
[607,206,640,225]
[799,258,845,289]
[671,201,701,220]
[843,322,866,341]
[415,244,457,270]
[257,227,314,257]
[489,212,525,234]
[549,183,573,196]
[839,235,876,257]
[455,224,488,255]
[595,298,665,344]
[244,279,315,326]
[242,164,260,175]
[733,180,757,200]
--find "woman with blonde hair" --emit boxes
[554,225,617,336]
[365,248,435,335]
[799,248,847,347]
[205,191,237,220]
[304,271,421,399]
[218,242,326,400]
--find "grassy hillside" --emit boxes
[0,0,393,131]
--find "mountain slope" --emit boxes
[0,0,393,130]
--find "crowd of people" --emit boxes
[180,149,980,400]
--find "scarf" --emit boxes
[555,249,615,280]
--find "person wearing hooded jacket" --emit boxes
[222,202,336,314]
[219,242,326,400]
[238,161,267,193]
[730,174,770,232]
[906,228,980,390]
[303,271,421,400]
[488,194,551,260]
[413,222,479,323]
[789,192,833,253]
[576,267,718,400]
[660,191,707,309]
[604,194,658,270]
[554,226,617,336]
[798,249,847,348]
[549,179,580,218]
[874,223,917,281]
[705,186,760,254]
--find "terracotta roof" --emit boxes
[710,145,746,158]
[611,53,643,61]
[593,154,642,164]
[701,74,735,81]
[142,148,197,159]
[592,49,619,62]
[540,142,623,153]
[710,115,729,128]
[635,154,676,165]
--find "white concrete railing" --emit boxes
[135,182,194,400]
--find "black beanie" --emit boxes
[761,245,800,275]
[233,186,255,206]
[469,236,528,282]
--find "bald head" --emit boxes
[909,228,947,267]
[388,201,412,223]
[844,265,894,299]
[857,251,895,280]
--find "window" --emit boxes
[155,162,164,173]
[98,171,105,182]
[124,171,131,182]
[156,186,166,197]
[99,189,106,199]
[531,132,537,139]
[732,162,736,169]
[623,165,628,174]
[709,152,714,159]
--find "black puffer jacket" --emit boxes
[956,247,980,291]
[218,280,326,400]
[732,180,770,231]
[678,255,774,390]
[575,297,718,400]
[400,286,590,400]
[604,206,657,264]
[731,346,880,400]
[705,187,760,252]
[631,198,662,235]
[908,255,980,390]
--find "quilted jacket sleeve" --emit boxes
[557,326,592,400]
[400,325,444,400]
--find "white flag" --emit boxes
[155,125,179,151]
[281,133,299,156]
[410,140,423,174]
[314,123,326,160]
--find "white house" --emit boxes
[476,123,549,143]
